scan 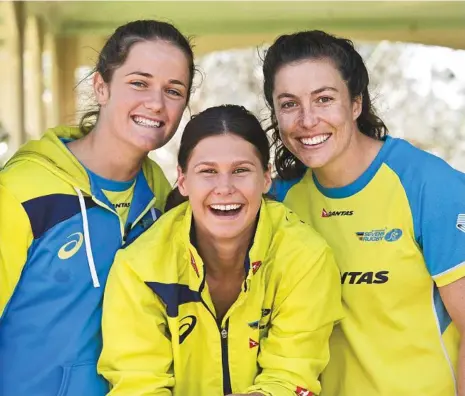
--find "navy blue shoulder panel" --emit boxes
[145,282,201,318]
[22,193,97,240]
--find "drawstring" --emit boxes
[74,187,100,288]
[150,207,157,221]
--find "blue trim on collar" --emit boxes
[313,136,394,199]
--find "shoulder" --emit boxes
[384,137,465,189]
[0,158,68,203]
[118,202,188,274]
[265,200,331,267]
[271,172,307,202]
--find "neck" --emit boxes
[67,123,145,181]
[313,131,383,188]
[195,223,255,279]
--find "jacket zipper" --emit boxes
[220,319,232,395]
[198,273,233,395]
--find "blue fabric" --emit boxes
[433,285,452,334]
[384,138,465,277]
[272,175,305,202]
[85,166,135,192]
[146,282,201,318]
[313,136,393,199]
[0,171,158,396]
[22,194,97,239]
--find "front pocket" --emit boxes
[57,361,108,396]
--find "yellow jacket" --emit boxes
[98,200,342,396]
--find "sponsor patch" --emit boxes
[457,214,465,233]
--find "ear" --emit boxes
[352,94,362,121]
[263,164,272,194]
[176,165,189,197]
[93,72,110,106]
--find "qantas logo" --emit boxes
[58,232,84,260]
[249,338,259,348]
[114,202,130,209]
[295,386,312,396]
[252,261,262,274]
[341,271,389,284]
[179,315,197,344]
[189,251,200,278]
[321,208,354,217]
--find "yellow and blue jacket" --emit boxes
[98,200,342,396]
[0,126,171,396]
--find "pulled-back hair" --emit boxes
[165,105,270,211]
[79,20,195,134]
[263,30,388,180]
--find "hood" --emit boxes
[4,126,91,193]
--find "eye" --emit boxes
[281,101,297,109]
[233,167,250,174]
[317,96,333,104]
[199,168,216,174]
[130,81,147,88]
[166,88,183,97]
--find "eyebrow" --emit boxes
[194,160,257,168]
[276,86,338,100]
[125,71,187,88]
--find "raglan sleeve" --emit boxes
[0,181,34,318]
[245,241,343,396]
[415,164,465,287]
[98,249,174,395]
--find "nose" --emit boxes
[299,105,318,129]
[214,173,235,195]
[144,89,164,113]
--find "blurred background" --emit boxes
[0,1,464,182]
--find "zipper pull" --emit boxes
[221,328,228,339]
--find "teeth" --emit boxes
[133,116,162,128]
[210,204,242,211]
[300,134,330,146]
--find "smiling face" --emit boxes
[272,58,361,170]
[177,133,271,242]
[94,39,190,153]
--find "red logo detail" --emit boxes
[249,338,259,348]
[321,208,330,218]
[295,387,312,396]
[251,261,262,274]
[190,251,200,278]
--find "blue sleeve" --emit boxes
[271,177,303,202]
[387,140,465,286]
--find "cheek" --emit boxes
[166,100,187,122]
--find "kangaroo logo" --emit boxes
[58,232,84,260]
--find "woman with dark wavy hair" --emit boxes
[264,30,465,396]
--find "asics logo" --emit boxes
[58,232,84,260]
[179,315,197,344]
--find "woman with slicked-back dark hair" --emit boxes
[99,104,342,396]
[265,30,465,396]
[0,20,195,396]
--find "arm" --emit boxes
[98,251,174,395]
[439,279,465,396]
[246,245,342,396]
[0,182,33,318]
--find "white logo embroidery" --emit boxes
[457,214,465,234]
[58,232,84,260]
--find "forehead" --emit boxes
[189,134,261,164]
[115,40,189,80]
[273,58,346,95]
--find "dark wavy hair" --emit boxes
[79,20,195,134]
[263,30,388,180]
[165,105,270,211]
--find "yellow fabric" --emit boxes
[0,126,171,318]
[98,200,342,396]
[103,182,136,226]
[281,167,459,396]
